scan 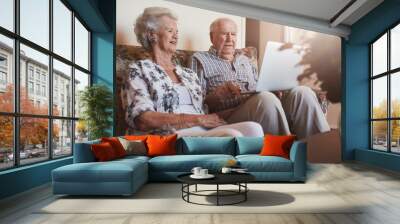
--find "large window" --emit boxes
[371,23,400,153]
[0,0,91,171]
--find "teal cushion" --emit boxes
[179,137,235,155]
[236,137,263,155]
[53,159,147,183]
[149,154,235,172]
[236,155,293,172]
[117,155,150,163]
[73,139,101,163]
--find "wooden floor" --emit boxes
[1,162,400,224]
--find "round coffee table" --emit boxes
[177,173,255,206]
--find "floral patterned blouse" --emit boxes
[125,59,205,133]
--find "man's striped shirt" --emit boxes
[190,47,258,112]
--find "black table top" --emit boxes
[177,172,255,185]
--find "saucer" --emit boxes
[190,174,215,179]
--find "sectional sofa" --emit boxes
[52,137,307,196]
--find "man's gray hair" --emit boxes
[134,7,178,50]
[209,17,236,33]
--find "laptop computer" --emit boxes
[254,41,305,92]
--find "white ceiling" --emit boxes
[166,0,384,38]
[225,0,353,23]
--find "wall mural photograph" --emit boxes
[115,0,342,162]
[4,0,400,221]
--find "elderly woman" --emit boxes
[126,7,263,137]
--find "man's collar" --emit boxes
[208,46,240,60]
[208,46,218,56]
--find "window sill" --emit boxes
[355,148,400,172]
[0,156,72,175]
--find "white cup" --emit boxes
[191,167,202,176]
[200,169,208,176]
[221,167,232,174]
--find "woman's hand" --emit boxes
[135,112,227,131]
[198,113,227,128]
[272,91,283,100]
[215,107,237,120]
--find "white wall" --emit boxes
[117,0,246,51]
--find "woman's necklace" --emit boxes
[153,54,179,82]
[160,63,180,83]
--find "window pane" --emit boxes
[372,121,388,151]
[75,18,89,70]
[372,33,387,76]
[372,77,387,119]
[20,44,49,115]
[75,120,88,143]
[20,117,49,165]
[53,0,72,60]
[20,0,49,49]
[0,116,13,170]
[74,69,89,118]
[53,59,72,117]
[0,0,14,31]
[0,35,14,112]
[53,119,72,158]
[391,24,400,70]
[391,120,400,153]
[391,72,400,118]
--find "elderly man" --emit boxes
[190,18,330,139]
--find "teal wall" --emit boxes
[355,149,400,172]
[0,158,72,199]
[343,43,369,160]
[343,0,400,170]
[91,0,116,135]
[92,33,114,87]
[0,0,116,200]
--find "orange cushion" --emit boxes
[146,134,177,157]
[101,137,127,158]
[91,142,118,161]
[124,135,148,141]
[259,135,296,159]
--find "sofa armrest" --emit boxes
[289,141,307,181]
[73,140,100,163]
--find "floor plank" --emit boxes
[1,162,400,224]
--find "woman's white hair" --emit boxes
[134,7,178,50]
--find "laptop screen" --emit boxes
[256,41,305,92]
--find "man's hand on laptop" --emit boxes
[205,82,241,110]
[214,81,241,98]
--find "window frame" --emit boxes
[0,53,7,68]
[0,0,92,171]
[370,21,400,154]
[0,53,8,88]
[0,71,7,85]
